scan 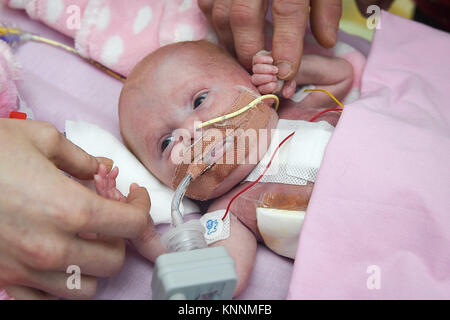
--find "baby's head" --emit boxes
[119,40,278,200]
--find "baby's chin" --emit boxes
[201,109,279,200]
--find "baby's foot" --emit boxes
[94,164,127,203]
[251,50,297,99]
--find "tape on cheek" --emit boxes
[171,91,274,200]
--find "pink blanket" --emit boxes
[288,11,450,299]
[0,6,295,300]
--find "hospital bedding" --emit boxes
[2,6,447,299]
[289,11,450,299]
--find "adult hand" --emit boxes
[198,0,342,81]
[0,119,150,299]
[355,0,394,17]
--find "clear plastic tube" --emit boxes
[161,219,207,252]
[171,174,193,227]
[163,174,208,253]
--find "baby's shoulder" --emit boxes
[206,182,311,217]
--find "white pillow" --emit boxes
[65,120,199,225]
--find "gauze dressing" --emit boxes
[245,119,335,259]
[172,90,275,200]
[245,119,334,185]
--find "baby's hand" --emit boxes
[94,164,127,203]
[93,164,165,262]
[251,50,297,99]
[251,50,279,95]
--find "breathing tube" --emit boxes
[161,94,279,252]
[168,88,343,222]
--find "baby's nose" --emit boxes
[175,115,203,147]
[181,115,202,134]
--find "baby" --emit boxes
[95,40,354,296]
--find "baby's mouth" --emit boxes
[202,136,234,165]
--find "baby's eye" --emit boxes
[161,136,173,152]
[193,92,208,109]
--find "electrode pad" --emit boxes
[245,119,334,185]
[199,210,231,245]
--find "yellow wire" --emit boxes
[31,35,79,54]
[304,88,345,109]
[0,27,21,35]
[196,94,279,129]
[196,88,344,129]
[0,27,78,54]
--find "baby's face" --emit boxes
[119,41,278,199]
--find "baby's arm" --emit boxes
[94,164,166,263]
[252,51,353,107]
[206,199,257,297]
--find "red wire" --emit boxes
[308,108,342,122]
[221,106,342,221]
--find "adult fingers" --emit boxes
[272,0,309,80]
[211,0,235,53]
[63,183,149,239]
[27,270,98,300]
[5,285,58,300]
[198,0,215,23]
[27,122,113,179]
[131,216,166,263]
[310,0,341,48]
[230,0,268,69]
[16,223,126,277]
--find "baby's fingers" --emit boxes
[252,54,273,65]
[252,64,278,75]
[258,82,278,95]
[251,74,278,86]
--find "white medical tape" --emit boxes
[199,209,231,245]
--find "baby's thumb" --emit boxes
[127,183,151,213]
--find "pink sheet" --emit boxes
[0,6,373,300]
[288,11,450,299]
[1,7,296,300]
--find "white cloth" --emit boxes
[257,208,306,259]
[245,119,334,185]
[246,119,334,259]
[65,120,199,225]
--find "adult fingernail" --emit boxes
[96,157,114,169]
[327,25,338,46]
[276,61,293,80]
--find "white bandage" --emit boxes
[290,85,316,103]
[199,209,231,245]
[245,119,334,185]
[286,120,334,183]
